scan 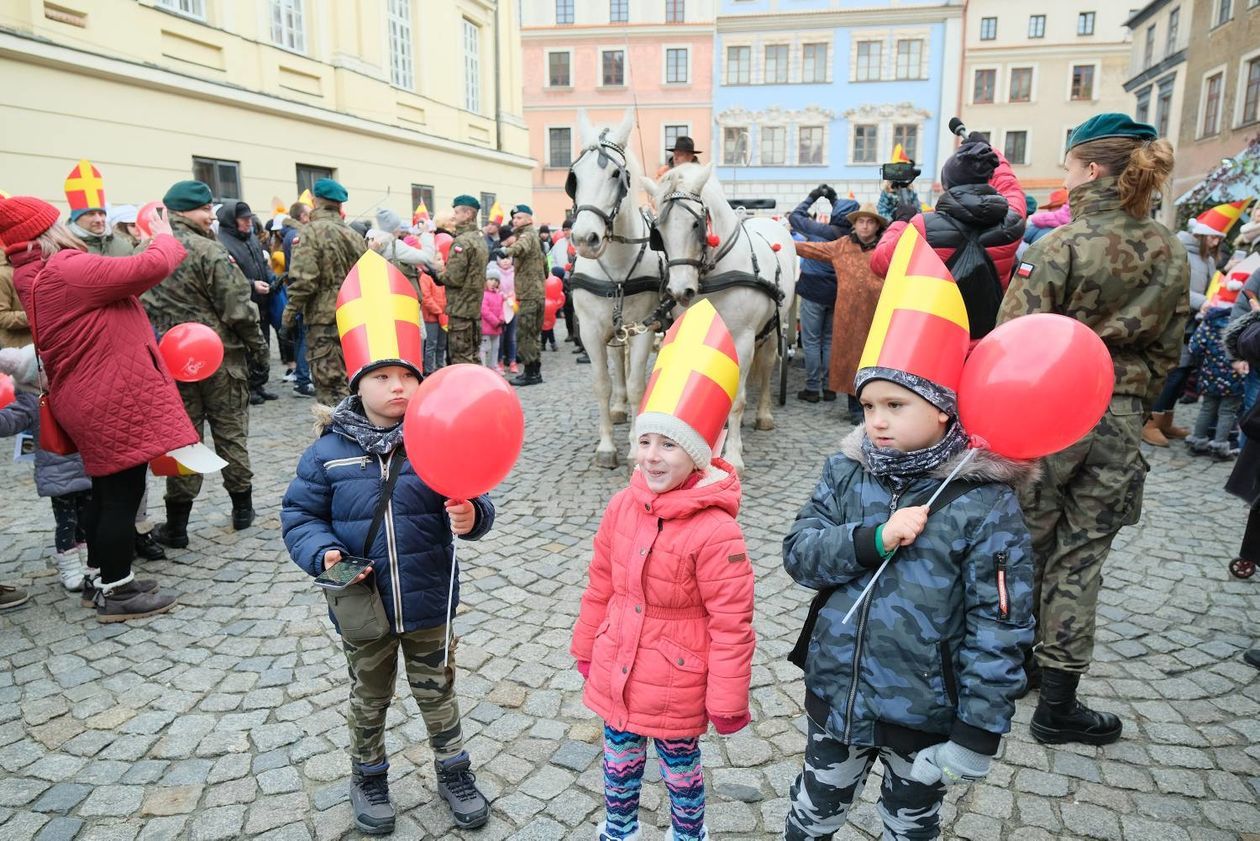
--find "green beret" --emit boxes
[452,194,481,210]
[162,180,213,211]
[312,178,348,202]
[1066,113,1158,151]
[511,204,533,216]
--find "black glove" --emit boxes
[894,202,919,224]
[492,248,507,261]
[247,356,269,389]
[808,186,824,201]
[822,186,838,202]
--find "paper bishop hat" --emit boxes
[635,299,740,468]
[1192,200,1251,237]
[890,143,912,164]
[336,251,423,390]
[855,223,969,412]
[64,159,107,220]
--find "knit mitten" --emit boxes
[710,712,750,735]
[909,740,990,787]
[576,660,590,679]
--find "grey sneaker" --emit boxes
[436,751,489,829]
[350,763,395,835]
[95,582,176,623]
[0,584,29,611]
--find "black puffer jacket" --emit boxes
[215,204,275,303]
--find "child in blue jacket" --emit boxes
[281,356,494,835]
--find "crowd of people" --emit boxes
[0,109,1255,840]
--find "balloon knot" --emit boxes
[968,434,990,450]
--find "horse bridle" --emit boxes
[650,189,740,272]
[565,129,634,235]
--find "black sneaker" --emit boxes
[294,383,315,397]
[435,752,489,829]
[350,764,395,835]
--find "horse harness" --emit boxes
[566,129,635,240]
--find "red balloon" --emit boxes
[403,364,525,500]
[435,233,454,262]
[958,314,1114,460]
[158,323,225,382]
[0,373,14,411]
[545,275,563,300]
[136,201,164,238]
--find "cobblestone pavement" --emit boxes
[0,346,1258,841]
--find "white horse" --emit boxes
[568,110,666,470]
[642,162,798,473]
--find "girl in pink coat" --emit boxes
[572,301,755,841]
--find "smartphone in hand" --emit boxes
[314,555,374,590]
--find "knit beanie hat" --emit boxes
[486,263,501,280]
[0,196,60,249]
[855,367,957,416]
[376,208,403,233]
[940,140,999,189]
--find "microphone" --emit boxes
[948,117,968,139]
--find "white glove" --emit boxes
[909,740,990,787]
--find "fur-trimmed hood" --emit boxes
[838,426,1040,492]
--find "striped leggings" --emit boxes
[603,723,704,840]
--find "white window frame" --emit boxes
[1067,61,1100,102]
[270,0,306,53]
[662,45,691,85]
[853,39,883,82]
[463,18,481,113]
[763,42,791,85]
[797,124,827,166]
[1232,46,1260,127]
[849,123,880,166]
[1197,63,1228,137]
[1002,128,1031,166]
[545,49,573,88]
[1166,8,1181,58]
[970,64,1000,105]
[891,123,920,163]
[760,125,787,165]
[1008,65,1037,104]
[721,125,751,166]
[546,125,573,169]
[387,0,413,90]
[893,38,924,81]
[662,123,691,164]
[1215,0,1234,27]
[724,43,752,85]
[156,0,206,20]
[801,41,830,84]
[600,47,627,88]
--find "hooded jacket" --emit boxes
[788,197,859,305]
[1175,230,1217,311]
[281,401,494,635]
[571,460,755,740]
[0,390,91,498]
[783,428,1035,755]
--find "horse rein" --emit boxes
[566,130,641,242]
[654,189,741,272]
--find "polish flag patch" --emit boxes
[1015,262,1035,279]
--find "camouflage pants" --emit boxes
[516,299,543,365]
[785,718,945,840]
[167,366,251,503]
[1020,395,1147,673]
[306,323,350,406]
[341,624,463,764]
[447,316,481,365]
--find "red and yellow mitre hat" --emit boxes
[336,251,423,390]
[1193,200,1251,237]
[64,159,107,220]
[855,223,969,412]
[636,299,740,468]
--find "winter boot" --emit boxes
[511,362,538,387]
[435,751,490,829]
[349,761,395,835]
[81,571,158,609]
[133,530,167,561]
[0,584,30,611]
[229,489,255,531]
[1154,410,1189,440]
[94,575,176,623]
[1029,668,1122,745]
[52,548,87,592]
[1244,649,1260,669]
[1140,417,1168,447]
[596,821,641,841]
[1185,436,1211,456]
[532,361,544,384]
[152,500,193,549]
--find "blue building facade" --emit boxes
[713,0,962,212]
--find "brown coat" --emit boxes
[0,254,32,348]
[794,235,883,395]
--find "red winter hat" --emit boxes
[0,196,60,250]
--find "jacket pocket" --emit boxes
[656,638,706,674]
[146,344,173,384]
[325,581,389,644]
[939,640,959,707]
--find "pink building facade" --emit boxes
[519,1,715,225]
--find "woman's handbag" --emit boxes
[26,269,77,456]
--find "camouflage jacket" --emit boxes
[142,215,266,376]
[79,230,135,258]
[283,208,366,326]
[438,222,488,320]
[998,177,1190,409]
[504,223,546,301]
[783,428,1035,755]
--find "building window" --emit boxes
[1028,15,1045,38]
[802,43,828,83]
[556,0,573,25]
[1203,72,1224,135]
[852,125,878,163]
[270,0,305,52]
[1009,67,1033,103]
[895,39,923,80]
[1243,57,1260,125]
[972,131,992,143]
[1070,65,1094,100]
[602,50,625,86]
[1136,89,1152,123]
[1077,11,1095,35]
[666,0,685,23]
[665,48,688,83]
[192,157,241,202]
[157,0,205,19]
[761,126,786,165]
[610,0,627,23]
[799,126,824,165]
[1144,25,1156,69]
[463,19,480,113]
[1216,0,1233,27]
[722,126,750,165]
[411,184,434,217]
[980,17,997,40]
[726,45,751,84]
[664,124,689,161]
[973,68,996,104]
[387,0,413,89]
[1156,83,1173,136]
[764,45,789,84]
[892,124,918,161]
[1167,8,1180,57]
[296,164,335,196]
[1004,131,1028,165]
[548,52,570,86]
[855,41,882,82]
[480,192,496,226]
[548,128,572,167]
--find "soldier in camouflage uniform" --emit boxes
[437,195,487,365]
[142,180,269,548]
[997,114,1188,746]
[502,204,547,385]
[282,178,367,406]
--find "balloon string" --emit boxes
[841,448,978,625]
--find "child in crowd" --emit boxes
[0,344,90,591]
[496,235,518,375]
[1188,282,1246,459]
[572,301,755,841]
[481,271,504,369]
[281,284,494,835]
[782,228,1034,840]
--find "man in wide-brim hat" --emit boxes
[667,136,701,166]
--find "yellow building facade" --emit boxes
[0,0,534,222]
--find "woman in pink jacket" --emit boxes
[0,195,194,622]
[572,301,755,841]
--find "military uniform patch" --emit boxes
[1016,262,1034,279]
